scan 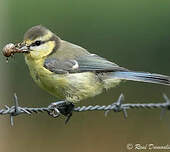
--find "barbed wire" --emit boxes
[0,93,170,125]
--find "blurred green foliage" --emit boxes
[0,0,170,152]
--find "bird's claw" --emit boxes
[48,101,75,124]
[48,107,61,118]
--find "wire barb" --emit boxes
[10,93,21,126]
[160,94,170,120]
[104,93,127,117]
[0,93,170,125]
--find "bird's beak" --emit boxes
[15,42,30,53]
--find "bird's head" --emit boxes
[16,25,60,59]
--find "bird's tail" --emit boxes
[111,71,170,86]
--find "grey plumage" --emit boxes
[44,52,170,86]
[110,71,170,86]
[44,54,128,73]
[24,25,48,40]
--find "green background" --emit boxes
[0,0,170,151]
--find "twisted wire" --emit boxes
[0,93,170,125]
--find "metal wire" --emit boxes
[0,93,170,125]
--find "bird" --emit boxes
[7,25,170,120]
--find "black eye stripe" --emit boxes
[31,40,44,46]
[29,36,57,47]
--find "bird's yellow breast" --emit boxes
[24,54,104,102]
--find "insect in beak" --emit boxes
[2,42,30,62]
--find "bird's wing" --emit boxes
[44,54,128,74]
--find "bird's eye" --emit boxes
[35,40,41,46]
[33,40,42,46]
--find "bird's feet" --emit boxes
[48,101,75,124]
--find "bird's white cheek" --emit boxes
[30,44,52,58]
